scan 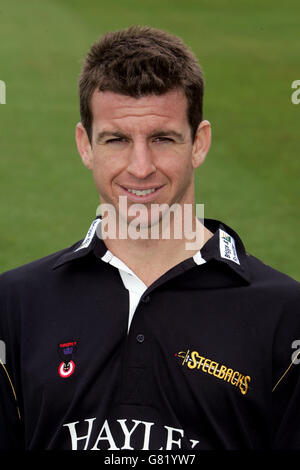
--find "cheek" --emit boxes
[169,161,195,199]
[91,155,124,195]
[160,145,193,170]
[92,152,118,177]
[163,156,194,184]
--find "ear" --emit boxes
[191,120,211,169]
[75,122,94,170]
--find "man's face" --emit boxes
[76,88,210,228]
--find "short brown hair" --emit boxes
[79,26,205,143]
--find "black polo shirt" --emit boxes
[1,217,300,450]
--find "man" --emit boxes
[1,26,300,450]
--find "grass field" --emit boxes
[0,0,299,280]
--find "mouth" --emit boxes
[118,185,164,202]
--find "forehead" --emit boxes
[90,88,189,131]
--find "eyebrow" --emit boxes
[95,129,185,144]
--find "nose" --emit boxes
[126,142,156,179]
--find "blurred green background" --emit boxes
[0,0,299,279]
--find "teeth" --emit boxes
[127,188,157,196]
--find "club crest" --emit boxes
[57,340,78,378]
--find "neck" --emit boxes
[100,215,213,286]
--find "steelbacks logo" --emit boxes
[175,349,251,395]
[57,340,78,378]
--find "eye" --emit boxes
[105,138,127,144]
[153,137,174,143]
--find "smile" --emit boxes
[126,188,156,196]
[119,185,164,202]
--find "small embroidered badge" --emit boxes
[58,360,75,378]
[57,340,78,378]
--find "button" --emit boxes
[136,334,145,343]
[142,295,150,303]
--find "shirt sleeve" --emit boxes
[0,276,24,449]
[271,286,300,449]
[0,362,23,449]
